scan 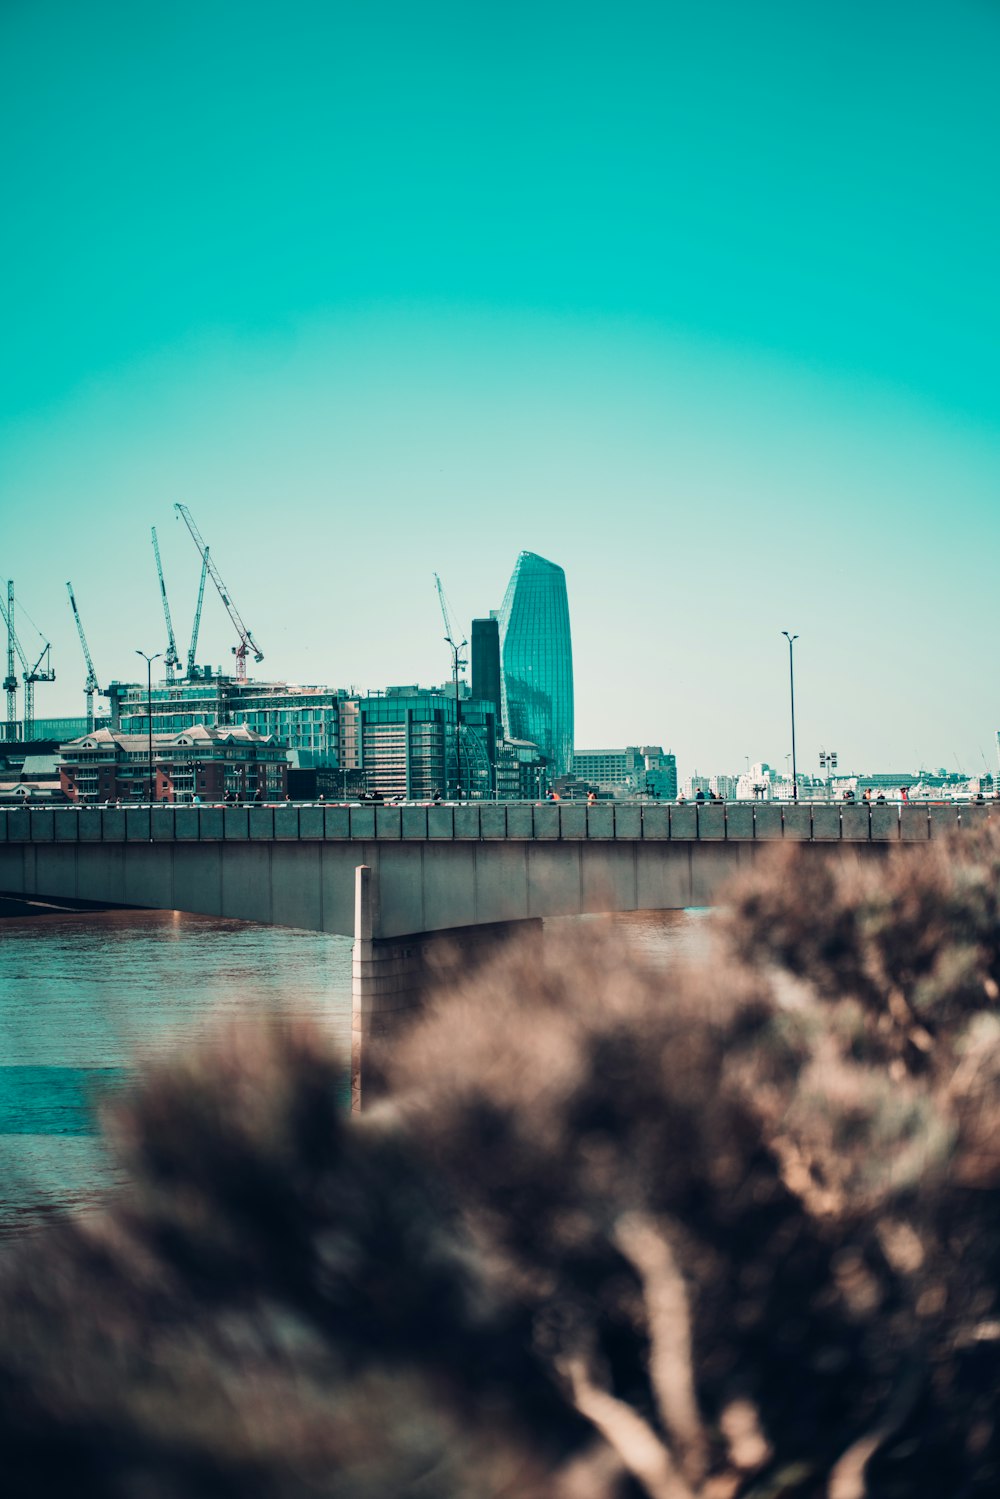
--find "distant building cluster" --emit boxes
[3,546,994,806]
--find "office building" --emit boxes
[108,676,344,767]
[498,551,574,775]
[572,746,677,800]
[471,616,502,719]
[338,688,501,801]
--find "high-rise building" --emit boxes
[471,617,501,716]
[497,551,574,775]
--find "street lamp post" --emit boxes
[135,651,161,803]
[781,631,799,803]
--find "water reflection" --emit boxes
[0,905,707,1238]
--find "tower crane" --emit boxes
[3,581,15,738]
[174,504,263,681]
[186,545,209,680]
[66,582,101,733]
[434,573,467,799]
[151,528,180,681]
[0,582,55,741]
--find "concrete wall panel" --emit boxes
[79,811,103,842]
[783,806,812,842]
[586,805,614,839]
[427,806,454,840]
[690,844,741,907]
[126,809,151,841]
[641,805,670,840]
[78,844,126,904]
[200,806,224,840]
[725,804,754,839]
[421,845,477,931]
[505,804,533,839]
[697,805,726,840]
[402,806,429,839]
[297,806,324,839]
[527,842,583,916]
[454,806,481,840]
[614,804,641,840]
[670,805,698,840]
[220,844,273,925]
[273,805,300,840]
[349,806,376,840]
[322,806,350,839]
[560,805,587,840]
[270,844,322,931]
[479,805,506,840]
[580,842,636,914]
[929,807,960,839]
[172,843,222,916]
[960,804,990,831]
[374,843,425,937]
[33,845,76,899]
[123,844,175,910]
[319,844,359,935]
[841,806,870,842]
[224,808,249,840]
[811,806,841,841]
[29,810,54,842]
[54,812,78,843]
[0,846,25,893]
[473,842,529,924]
[375,806,402,839]
[6,810,29,842]
[152,811,176,843]
[174,808,201,840]
[635,843,691,910]
[0,810,7,842]
[533,804,560,840]
[900,806,930,841]
[871,806,898,842]
[249,808,276,841]
[754,805,783,839]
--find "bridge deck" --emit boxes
[0,800,989,845]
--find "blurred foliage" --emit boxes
[4,826,1000,1497]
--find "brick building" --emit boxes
[59,725,288,803]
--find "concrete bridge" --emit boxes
[0,800,988,1106]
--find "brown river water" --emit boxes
[0,906,709,1239]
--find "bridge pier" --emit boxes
[351,864,541,1111]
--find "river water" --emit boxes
[0,906,708,1240]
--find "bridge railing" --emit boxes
[0,801,992,844]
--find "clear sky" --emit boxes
[1,1,998,779]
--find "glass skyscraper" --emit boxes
[498,551,574,774]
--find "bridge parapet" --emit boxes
[0,801,990,845]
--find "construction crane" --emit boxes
[66,582,101,732]
[3,581,15,737]
[174,504,263,681]
[186,545,209,680]
[434,573,467,799]
[151,528,180,681]
[0,581,55,740]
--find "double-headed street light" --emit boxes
[781,631,799,802]
[135,650,161,803]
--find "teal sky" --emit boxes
[2,1,998,777]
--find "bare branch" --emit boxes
[614,1212,709,1487]
[561,1351,697,1499]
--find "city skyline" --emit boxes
[2,2,998,776]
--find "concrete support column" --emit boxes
[351,862,542,1112]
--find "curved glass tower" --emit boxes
[498,551,574,775]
